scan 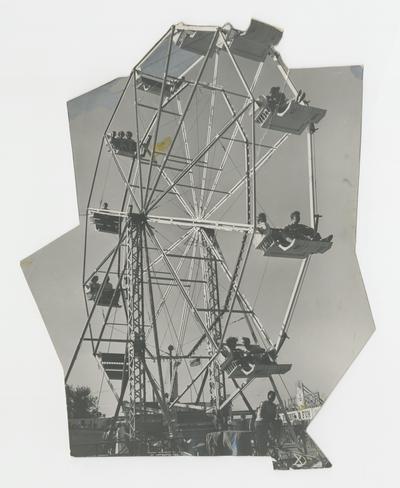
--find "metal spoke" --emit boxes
[145,30,220,210]
[144,27,176,205]
[146,224,217,349]
[198,51,219,216]
[176,97,199,215]
[104,136,141,212]
[175,232,199,355]
[154,232,196,320]
[201,62,263,217]
[201,229,274,349]
[147,101,253,213]
[204,133,289,220]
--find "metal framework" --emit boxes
[65,20,328,458]
[200,229,226,409]
[126,215,146,444]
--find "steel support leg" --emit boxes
[200,229,226,409]
[126,216,146,453]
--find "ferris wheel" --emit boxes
[65,19,332,457]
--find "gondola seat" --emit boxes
[97,288,121,308]
[229,19,283,62]
[225,359,291,379]
[255,100,326,135]
[176,30,216,56]
[177,20,282,62]
[110,141,137,158]
[137,40,200,95]
[137,73,184,97]
[91,211,124,234]
[218,351,291,379]
[254,232,332,259]
[97,353,126,380]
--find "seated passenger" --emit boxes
[140,134,152,158]
[109,131,122,152]
[256,212,268,234]
[268,86,289,114]
[241,337,265,355]
[124,131,137,155]
[111,131,125,152]
[100,277,120,307]
[257,211,333,247]
[109,130,138,155]
[283,211,333,243]
[256,87,289,116]
[100,202,118,233]
[86,276,100,300]
[255,94,268,108]
[257,213,291,248]
[225,337,240,359]
[240,337,272,365]
[225,337,254,375]
[103,276,113,293]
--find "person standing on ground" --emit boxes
[255,390,277,455]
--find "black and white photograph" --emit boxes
[22,19,370,467]
[2,1,400,487]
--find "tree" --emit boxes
[65,385,102,418]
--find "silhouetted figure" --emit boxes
[108,131,137,156]
[225,337,240,358]
[103,276,113,292]
[241,337,271,365]
[283,211,333,242]
[267,86,289,114]
[257,211,333,247]
[140,134,152,158]
[241,337,265,355]
[225,337,254,374]
[86,275,100,300]
[256,212,291,247]
[255,390,277,455]
[124,131,137,154]
[256,87,289,115]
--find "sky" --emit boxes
[21,31,374,416]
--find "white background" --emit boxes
[0,1,399,486]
